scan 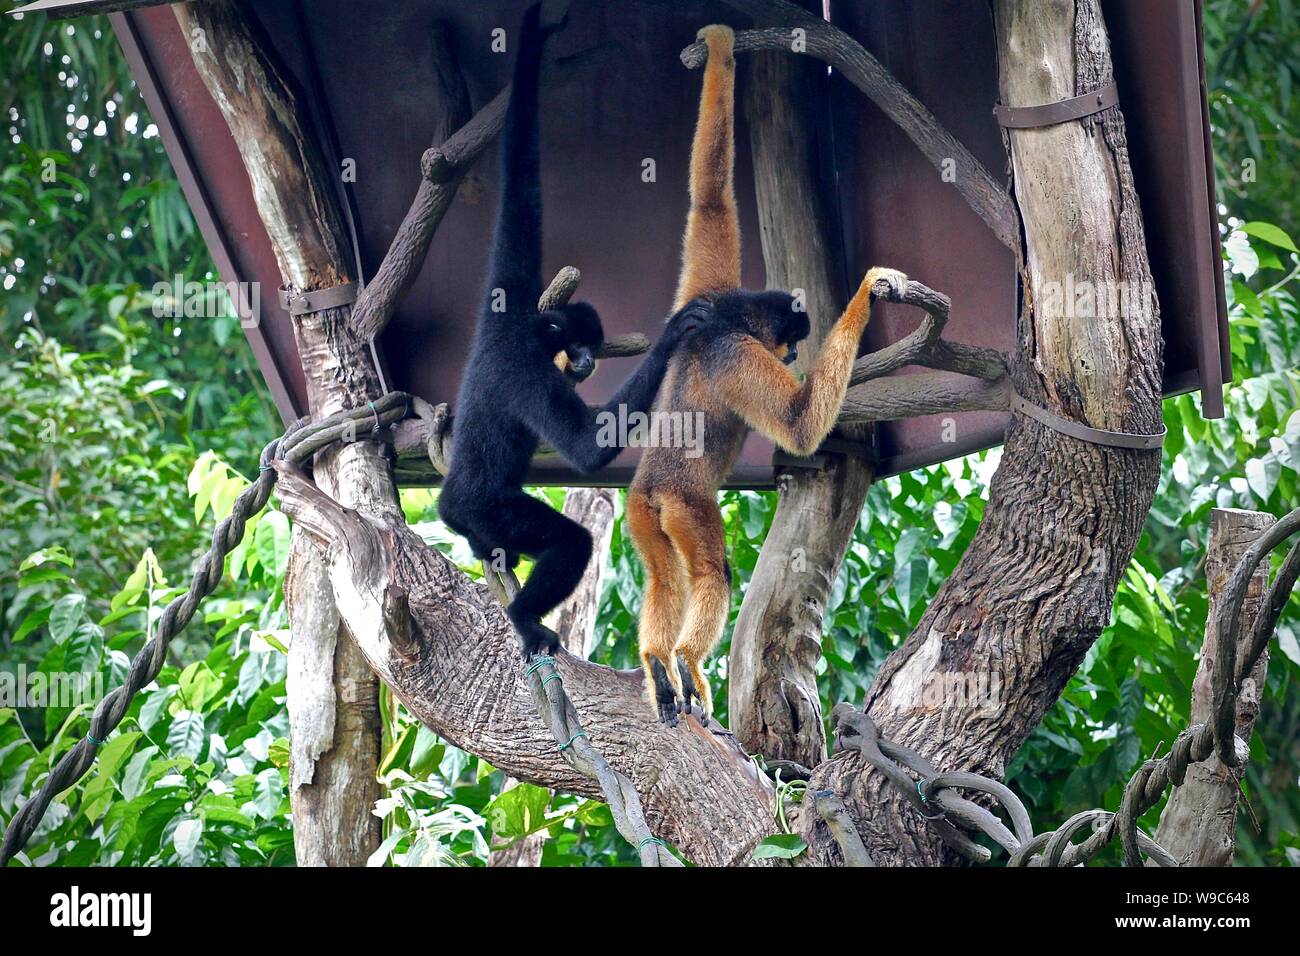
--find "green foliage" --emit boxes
[1,454,295,865]
[1204,0,1300,229]
[1005,225,1300,866]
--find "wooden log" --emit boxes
[729,33,866,767]
[274,462,778,867]
[175,0,386,866]
[1154,508,1275,866]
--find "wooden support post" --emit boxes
[1154,508,1275,866]
[729,26,867,768]
[174,0,390,866]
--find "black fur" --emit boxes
[439,6,699,659]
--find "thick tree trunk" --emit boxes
[730,40,871,768]
[175,0,387,865]
[1154,508,1274,866]
[799,0,1164,865]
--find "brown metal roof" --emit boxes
[85,0,1226,485]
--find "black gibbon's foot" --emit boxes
[649,657,680,727]
[508,610,560,660]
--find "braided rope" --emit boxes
[1,393,412,866]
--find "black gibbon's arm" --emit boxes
[484,3,548,316]
[515,307,701,473]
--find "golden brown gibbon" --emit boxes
[627,24,906,725]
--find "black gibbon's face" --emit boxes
[540,302,604,383]
[713,289,808,365]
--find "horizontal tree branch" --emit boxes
[851,280,1007,386]
[838,370,1009,423]
[833,277,1009,424]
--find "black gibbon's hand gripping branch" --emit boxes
[436,5,701,661]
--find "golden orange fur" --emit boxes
[629,24,905,724]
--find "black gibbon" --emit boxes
[439,5,701,660]
[627,25,907,724]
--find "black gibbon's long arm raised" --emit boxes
[627,25,906,726]
[438,5,698,660]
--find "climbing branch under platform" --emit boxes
[350,34,616,340]
[838,277,1009,424]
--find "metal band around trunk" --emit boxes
[278,281,359,317]
[995,81,1119,129]
[1011,391,1165,450]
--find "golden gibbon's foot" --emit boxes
[677,660,711,725]
[649,657,681,727]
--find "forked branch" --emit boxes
[835,278,1009,425]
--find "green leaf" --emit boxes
[268,737,290,769]
[166,710,205,759]
[1224,231,1260,278]
[1240,221,1299,252]
[254,510,292,578]
[752,834,808,859]
[486,782,551,839]
[12,606,51,643]
[48,593,86,644]
[173,817,203,858]
[20,547,73,571]
[253,767,283,820]
[97,731,143,778]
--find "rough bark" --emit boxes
[728,39,868,767]
[175,0,386,865]
[797,0,1164,866]
[1155,508,1274,866]
[274,464,778,866]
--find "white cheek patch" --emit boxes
[553,351,569,373]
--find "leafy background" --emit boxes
[2,3,1298,866]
